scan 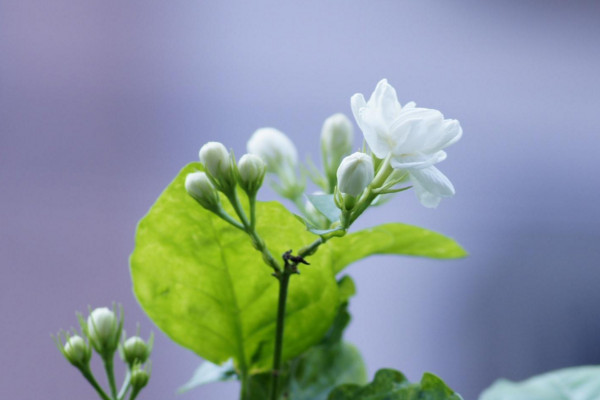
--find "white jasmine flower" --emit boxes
[336,152,374,197]
[351,79,462,207]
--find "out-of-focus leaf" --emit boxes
[290,342,367,400]
[328,368,463,400]
[479,366,600,400]
[178,359,236,393]
[307,194,342,222]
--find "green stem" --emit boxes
[103,355,118,400]
[239,371,251,400]
[269,271,291,400]
[215,207,245,230]
[80,366,112,400]
[128,387,142,400]
[227,190,251,228]
[117,370,131,400]
[268,237,326,400]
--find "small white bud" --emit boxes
[122,336,151,365]
[237,154,266,195]
[185,172,220,210]
[321,113,353,168]
[336,152,374,197]
[199,142,232,180]
[63,335,90,366]
[247,128,303,198]
[247,128,298,172]
[87,307,119,354]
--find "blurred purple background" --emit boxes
[2,1,600,398]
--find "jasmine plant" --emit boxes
[57,79,470,399]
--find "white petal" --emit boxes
[359,107,394,158]
[369,79,402,126]
[412,179,442,208]
[390,151,447,170]
[409,166,455,208]
[419,118,463,154]
[350,93,367,133]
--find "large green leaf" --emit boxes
[328,369,463,400]
[131,163,340,373]
[330,223,467,274]
[479,366,600,400]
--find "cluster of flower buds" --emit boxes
[186,141,266,215]
[54,305,152,400]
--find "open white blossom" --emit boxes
[351,79,462,208]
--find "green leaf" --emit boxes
[329,223,467,274]
[328,368,463,400]
[479,366,600,400]
[308,194,342,222]
[131,163,340,373]
[290,342,368,400]
[178,359,236,393]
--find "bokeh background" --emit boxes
[2,1,600,398]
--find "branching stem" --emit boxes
[80,366,112,400]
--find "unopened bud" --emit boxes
[199,142,233,182]
[130,366,150,390]
[247,128,303,198]
[321,113,353,174]
[185,172,220,210]
[87,307,120,354]
[237,154,266,195]
[336,152,374,197]
[122,336,151,366]
[63,335,91,366]
[247,128,297,173]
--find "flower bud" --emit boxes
[247,128,303,198]
[87,307,120,354]
[199,142,233,183]
[321,113,353,171]
[122,336,151,366]
[237,154,266,195]
[63,335,91,366]
[336,152,374,197]
[247,128,298,172]
[185,172,220,210]
[130,366,150,390]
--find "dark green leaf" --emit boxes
[479,366,600,400]
[328,368,463,400]
[131,163,340,373]
[330,223,467,274]
[178,359,236,393]
[290,342,368,400]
